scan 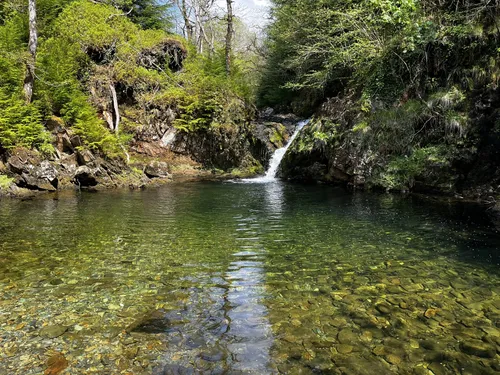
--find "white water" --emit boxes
[243,119,309,183]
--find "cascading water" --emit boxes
[243,119,309,183]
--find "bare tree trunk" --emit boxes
[225,0,233,76]
[109,84,120,134]
[176,0,194,41]
[23,0,37,103]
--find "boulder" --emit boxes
[144,161,170,178]
[58,154,79,175]
[8,155,30,174]
[21,173,56,191]
[73,166,98,187]
[7,152,58,191]
[76,149,95,166]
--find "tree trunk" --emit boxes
[109,84,120,134]
[177,0,194,41]
[23,0,38,103]
[225,0,233,76]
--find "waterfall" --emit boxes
[244,119,309,183]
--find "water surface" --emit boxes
[1,182,499,374]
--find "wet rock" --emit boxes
[45,352,68,375]
[127,309,187,334]
[337,328,358,344]
[73,166,98,187]
[375,302,392,315]
[337,344,354,354]
[39,325,68,339]
[144,161,170,178]
[459,339,496,358]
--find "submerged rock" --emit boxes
[127,309,187,334]
[459,340,496,358]
[337,328,358,344]
[45,352,68,375]
[39,325,68,339]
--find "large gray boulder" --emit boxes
[144,161,170,178]
[73,166,98,187]
[7,152,58,191]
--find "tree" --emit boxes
[128,0,173,30]
[23,0,37,103]
[224,0,232,75]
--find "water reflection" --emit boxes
[223,214,273,373]
[153,185,277,373]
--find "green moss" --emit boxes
[0,174,14,190]
[231,164,265,178]
[371,147,449,191]
[269,124,286,147]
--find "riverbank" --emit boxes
[0,113,300,199]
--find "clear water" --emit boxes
[1,182,499,374]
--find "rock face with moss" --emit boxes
[264,1,500,201]
[280,88,500,199]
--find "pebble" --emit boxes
[385,353,401,365]
[337,329,358,344]
[375,302,391,315]
[424,308,438,318]
[337,344,354,354]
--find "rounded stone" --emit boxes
[338,329,358,344]
[376,303,391,315]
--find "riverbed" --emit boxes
[1,182,499,374]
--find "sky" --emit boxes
[171,0,272,37]
[215,0,271,31]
